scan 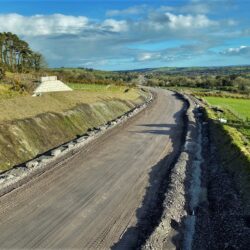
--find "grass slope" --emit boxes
[199,94,250,213]
[205,108,250,213]
[0,85,140,122]
[0,85,148,172]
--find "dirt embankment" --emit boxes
[0,89,148,172]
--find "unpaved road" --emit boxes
[0,89,185,249]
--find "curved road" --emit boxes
[0,89,185,249]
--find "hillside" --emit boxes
[0,85,149,172]
[124,65,250,76]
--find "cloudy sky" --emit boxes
[1,0,250,70]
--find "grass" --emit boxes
[0,84,142,123]
[203,96,250,143]
[204,107,250,211]
[67,83,128,92]
[204,97,250,120]
[0,83,148,171]
[202,97,250,212]
[0,84,25,100]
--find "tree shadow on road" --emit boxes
[132,123,178,136]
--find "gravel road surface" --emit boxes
[0,89,185,249]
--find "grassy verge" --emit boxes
[204,108,250,213]
[171,86,250,212]
[0,85,149,172]
[203,96,250,143]
[0,85,141,122]
[196,94,250,213]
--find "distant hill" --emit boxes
[121,65,250,76]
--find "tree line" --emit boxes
[52,68,138,86]
[144,73,250,94]
[0,32,45,72]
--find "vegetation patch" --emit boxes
[202,96,250,143]
[204,110,250,213]
[0,87,148,172]
[0,85,143,122]
[197,94,250,213]
[0,83,25,99]
[204,96,250,120]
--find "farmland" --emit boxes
[203,96,250,141]
[204,96,250,120]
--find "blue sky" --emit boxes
[0,0,250,70]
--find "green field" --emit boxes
[67,83,127,92]
[204,97,250,120]
[204,96,250,142]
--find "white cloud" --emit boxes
[136,52,160,61]
[165,12,217,29]
[136,51,176,62]
[137,11,217,36]
[0,7,240,69]
[0,13,129,36]
[0,12,218,38]
[0,13,89,36]
[228,46,247,52]
[221,45,250,55]
[161,1,236,16]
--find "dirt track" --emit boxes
[0,89,185,249]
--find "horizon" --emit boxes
[54,64,250,72]
[0,0,250,70]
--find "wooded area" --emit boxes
[0,32,45,73]
[144,72,250,94]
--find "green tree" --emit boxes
[0,32,46,72]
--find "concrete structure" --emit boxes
[33,76,72,95]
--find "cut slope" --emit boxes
[0,87,142,122]
[0,87,148,172]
